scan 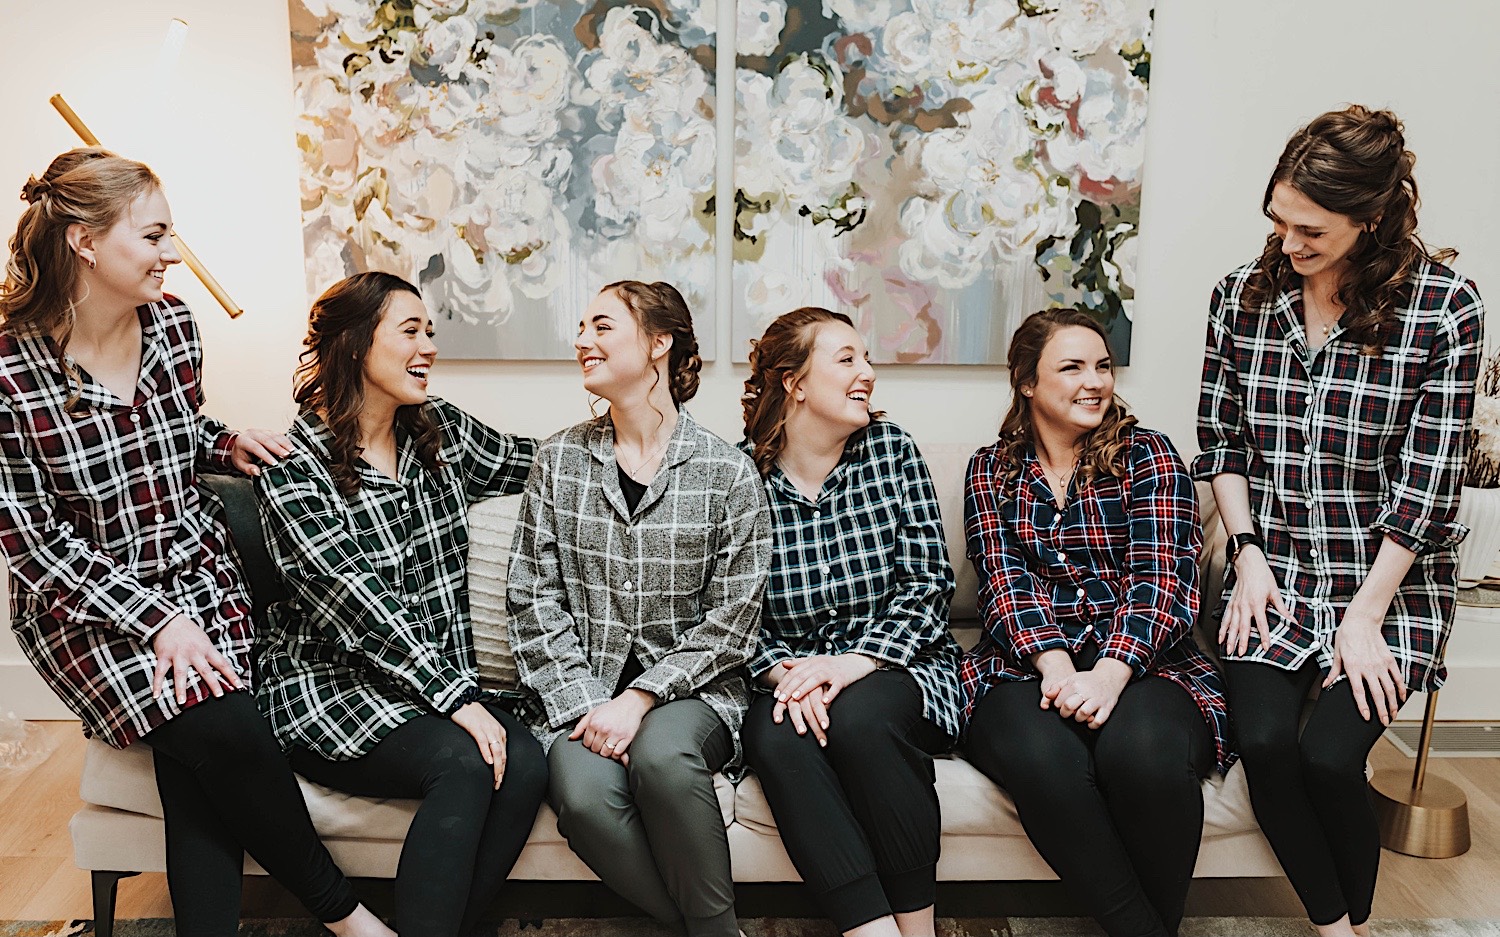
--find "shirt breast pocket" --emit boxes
[1323,349,1426,470]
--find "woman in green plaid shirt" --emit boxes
[508,281,771,937]
[255,272,548,937]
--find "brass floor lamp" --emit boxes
[1369,689,1471,858]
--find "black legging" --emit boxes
[143,691,359,936]
[742,670,948,933]
[1223,659,1394,928]
[289,702,548,937]
[965,674,1214,937]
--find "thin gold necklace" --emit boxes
[617,431,672,480]
[1039,456,1079,501]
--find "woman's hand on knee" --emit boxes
[451,702,508,789]
[772,692,830,747]
[151,614,245,705]
[571,689,655,764]
[1221,548,1290,656]
[1056,659,1131,729]
[774,653,877,707]
[1326,612,1407,725]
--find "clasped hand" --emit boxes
[570,689,656,764]
[1033,650,1131,729]
[767,653,877,747]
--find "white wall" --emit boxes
[2,0,1497,718]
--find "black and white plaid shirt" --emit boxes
[507,409,771,758]
[255,400,535,760]
[745,420,962,742]
[0,296,252,748]
[1193,257,1484,690]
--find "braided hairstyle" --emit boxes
[1244,105,1455,353]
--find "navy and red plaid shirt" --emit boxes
[959,427,1232,772]
[0,296,253,748]
[1193,257,1485,692]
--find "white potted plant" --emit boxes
[1458,350,1500,589]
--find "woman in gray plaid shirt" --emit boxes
[739,307,961,937]
[255,272,548,937]
[508,281,771,937]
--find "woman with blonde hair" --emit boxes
[508,280,771,937]
[961,309,1230,937]
[740,307,961,937]
[1196,105,1484,937]
[0,148,390,936]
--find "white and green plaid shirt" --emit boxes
[255,399,535,760]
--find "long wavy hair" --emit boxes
[995,309,1137,486]
[1244,105,1455,353]
[600,280,702,432]
[741,306,883,478]
[0,147,160,409]
[292,272,444,495]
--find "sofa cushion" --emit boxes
[79,738,738,840]
[467,495,523,691]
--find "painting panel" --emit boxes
[732,0,1153,364]
[290,0,718,359]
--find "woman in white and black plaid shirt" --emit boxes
[739,307,961,937]
[1195,107,1484,937]
[254,272,548,937]
[508,281,771,937]
[0,150,391,937]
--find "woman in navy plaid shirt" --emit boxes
[740,307,962,937]
[0,150,391,937]
[961,309,1230,937]
[1195,106,1484,937]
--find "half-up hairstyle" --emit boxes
[995,308,1137,486]
[1244,105,1455,353]
[742,306,884,478]
[292,272,444,495]
[601,280,702,429]
[1,147,160,409]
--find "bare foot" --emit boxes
[326,903,397,937]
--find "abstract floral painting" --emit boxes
[732,0,1153,363]
[289,0,718,359]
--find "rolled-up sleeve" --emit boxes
[1193,279,1252,481]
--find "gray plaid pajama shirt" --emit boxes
[254,399,535,760]
[506,409,771,759]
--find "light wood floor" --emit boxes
[1,721,1497,922]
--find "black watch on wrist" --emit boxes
[1225,531,1264,568]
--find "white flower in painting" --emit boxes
[824,0,911,34]
[1044,0,1130,58]
[584,6,709,128]
[768,58,866,206]
[914,0,1025,86]
[738,0,786,56]
[478,35,572,146]
[663,0,719,45]
[878,12,933,77]
[592,102,715,251]
[416,13,478,80]
[900,88,1078,285]
[1044,65,1148,198]
[302,0,384,44]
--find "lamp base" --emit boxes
[1370,768,1471,858]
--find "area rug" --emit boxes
[3,920,1498,936]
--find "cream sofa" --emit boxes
[70,444,1279,937]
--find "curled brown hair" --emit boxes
[292,272,444,495]
[1,147,161,408]
[602,280,703,407]
[741,306,882,478]
[1244,105,1455,352]
[996,309,1137,486]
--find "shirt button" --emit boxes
[1057,551,1068,563]
[144,464,155,476]
[624,580,634,591]
[1303,444,1312,454]
[1076,587,1086,599]
[400,500,410,511]
[130,412,141,423]
[1309,549,1320,559]
[157,562,168,572]
[813,509,822,516]
[829,609,838,617]
[153,512,165,523]
[821,565,832,574]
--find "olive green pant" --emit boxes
[548,699,735,937]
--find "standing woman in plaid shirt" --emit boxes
[961,310,1231,937]
[1195,106,1484,937]
[508,281,771,937]
[0,149,392,937]
[739,308,962,937]
[254,272,548,937]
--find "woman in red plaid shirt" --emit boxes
[1194,107,1484,937]
[0,149,391,937]
[960,309,1230,937]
